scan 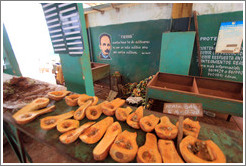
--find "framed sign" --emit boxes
[215,21,243,54]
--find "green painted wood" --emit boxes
[77,3,95,96]
[59,4,95,95]
[159,31,196,75]
[146,87,243,117]
[3,99,243,163]
[196,11,243,82]
[59,54,87,94]
[3,24,22,76]
[89,19,171,83]
[3,47,15,75]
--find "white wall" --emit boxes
[87,3,172,27]
[87,3,243,28]
[193,3,243,15]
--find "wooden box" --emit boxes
[146,72,243,116]
[91,62,110,82]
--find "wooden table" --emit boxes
[3,99,243,163]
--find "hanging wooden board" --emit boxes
[159,32,196,75]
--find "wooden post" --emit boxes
[177,115,184,152]
[193,10,203,77]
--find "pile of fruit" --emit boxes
[11,91,226,163]
[122,75,154,106]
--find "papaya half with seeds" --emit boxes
[56,119,79,133]
[115,107,132,121]
[47,90,71,101]
[13,105,56,125]
[79,116,114,144]
[155,116,178,139]
[102,98,125,116]
[77,94,98,106]
[65,94,81,106]
[73,100,92,120]
[109,130,138,163]
[180,135,226,163]
[86,101,108,120]
[13,97,50,118]
[93,122,122,161]
[158,139,184,163]
[139,114,159,132]
[59,122,95,144]
[40,111,74,130]
[176,118,201,138]
[126,106,144,129]
[137,133,162,163]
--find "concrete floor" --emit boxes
[3,80,243,163]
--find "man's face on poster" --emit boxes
[100,35,111,55]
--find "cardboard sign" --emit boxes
[163,103,203,117]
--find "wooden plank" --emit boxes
[172,3,193,19]
[177,115,184,152]
[192,77,199,94]
[193,11,203,76]
[147,87,243,116]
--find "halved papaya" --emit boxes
[180,135,226,163]
[176,118,201,138]
[139,114,159,132]
[13,105,56,125]
[65,94,81,106]
[13,97,50,118]
[48,90,71,101]
[109,130,138,163]
[77,94,98,106]
[40,111,74,130]
[126,106,144,129]
[155,116,178,139]
[56,119,79,133]
[102,98,125,116]
[137,133,162,163]
[73,100,92,120]
[93,122,122,161]
[115,107,132,121]
[59,122,95,144]
[86,101,108,120]
[158,139,184,163]
[79,116,114,144]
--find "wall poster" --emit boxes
[215,21,243,54]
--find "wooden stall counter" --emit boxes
[3,98,243,163]
[146,72,243,117]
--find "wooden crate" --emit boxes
[146,72,243,116]
[91,62,110,82]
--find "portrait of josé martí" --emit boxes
[99,33,112,60]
